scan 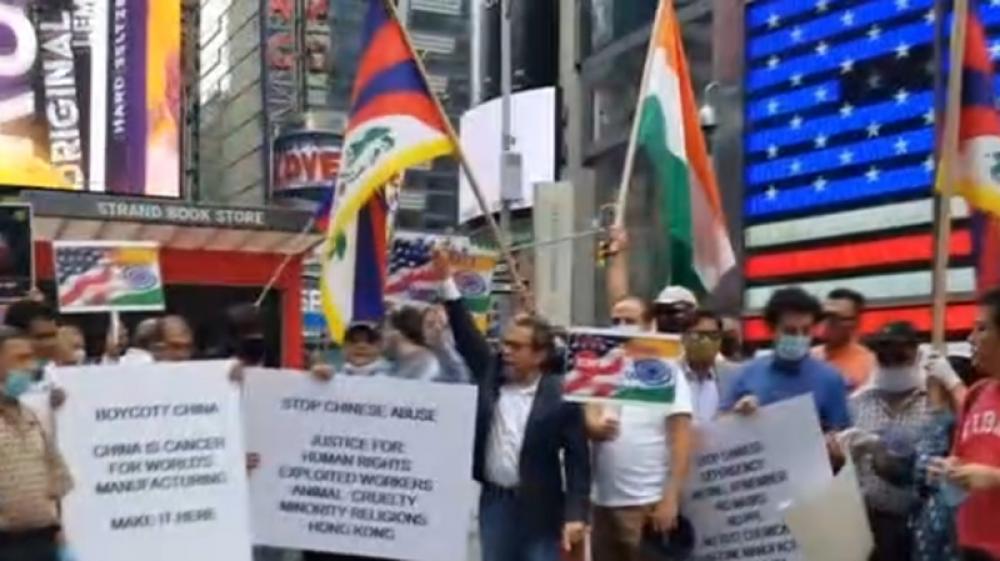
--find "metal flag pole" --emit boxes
[380,0,529,294]
[613,0,668,228]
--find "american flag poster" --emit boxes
[564,328,684,407]
[53,242,166,313]
[386,232,497,332]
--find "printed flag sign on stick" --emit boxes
[53,241,166,313]
[563,328,684,408]
[386,232,497,332]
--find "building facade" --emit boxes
[193,0,269,205]
[395,0,472,230]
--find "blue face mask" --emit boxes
[58,545,77,561]
[3,370,35,399]
[775,334,811,362]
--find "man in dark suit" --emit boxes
[433,250,590,561]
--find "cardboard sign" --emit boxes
[682,396,833,561]
[55,362,252,561]
[564,328,684,408]
[244,370,477,561]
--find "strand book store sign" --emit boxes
[245,370,477,561]
[0,0,181,196]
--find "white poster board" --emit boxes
[244,370,478,561]
[683,396,833,561]
[781,459,874,561]
[54,361,252,561]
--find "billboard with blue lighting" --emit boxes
[740,0,993,339]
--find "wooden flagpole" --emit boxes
[381,0,528,294]
[931,0,968,348]
[613,0,668,228]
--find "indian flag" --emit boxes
[635,0,735,293]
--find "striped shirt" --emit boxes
[0,402,73,530]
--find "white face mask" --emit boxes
[775,334,811,362]
[873,365,921,393]
[614,324,642,334]
[72,349,86,365]
[356,358,393,375]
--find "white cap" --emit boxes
[655,285,698,306]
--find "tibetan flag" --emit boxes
[940,0,1000,290]
[320,0,455,341]
[634,0,735,294]
[314,185,333,233]
[972,211,1000,288]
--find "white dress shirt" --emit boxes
[684,363,720,424]
[484,378,539,488]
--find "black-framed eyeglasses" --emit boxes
[611,317,639,326]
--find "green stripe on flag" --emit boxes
[637,96,706,295]
[462,296,492,314]
[110,289,165,308]
[614,386,676,404]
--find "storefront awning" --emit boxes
[19,190,323,255]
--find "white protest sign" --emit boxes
[244,370,478,561]
[781,459,873,561]
[683,396,832,561]
[55,361,252,561]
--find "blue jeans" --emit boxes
[479,486,560,561]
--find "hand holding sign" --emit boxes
[430,246,453,282]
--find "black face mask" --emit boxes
[654,304,695,334]
[236,337,267,365]
[720,336,741,359]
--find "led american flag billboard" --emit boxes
[740,0,997,340]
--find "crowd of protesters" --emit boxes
[0,234,997,561]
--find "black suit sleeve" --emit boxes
[443,298,493,382]
[560,401,591,523]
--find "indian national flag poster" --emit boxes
[636,0,735,293]
[563,328,686,408]
[54,241,166,313]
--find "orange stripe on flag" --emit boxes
[656,4,726,218]
[113,247,157,266]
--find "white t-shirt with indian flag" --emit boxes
[592,365,694,507]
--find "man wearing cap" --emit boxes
[845,321,934,561]
[604,227,696,335]
[585,295,695,561]
[340,322,391,377]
